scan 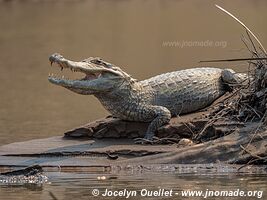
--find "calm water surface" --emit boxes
[0,171,267,200]
[0,0,266,199]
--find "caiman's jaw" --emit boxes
[48,53,133,94]
[48,54,101,87]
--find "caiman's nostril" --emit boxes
[49,53,64,63]
[49,55,57,65]
[49,55,55,64]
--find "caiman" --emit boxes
[48,53,244,141]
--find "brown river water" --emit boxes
[0,0,266,199]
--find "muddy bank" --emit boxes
[0,109,266,168]
[63,112,266,165]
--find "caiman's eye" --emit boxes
[91,58,102,65]
[91,58,112,68]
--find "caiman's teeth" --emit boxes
[97,73,102,78]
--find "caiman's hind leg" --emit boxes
[134,105,171,144]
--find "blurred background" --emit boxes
[0,0,266,145]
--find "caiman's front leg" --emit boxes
[135,105,171,143]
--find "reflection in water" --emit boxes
[0,171,266,200]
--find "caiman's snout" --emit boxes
[48,53,110,85]
[48,53,130,91]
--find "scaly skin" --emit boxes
[48,53,242,141]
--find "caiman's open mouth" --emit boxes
[47,53,128,91]
[49,61,103,82]
[48,54,104,83]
